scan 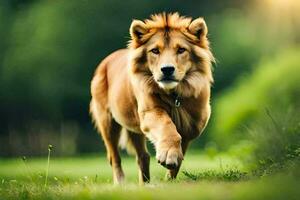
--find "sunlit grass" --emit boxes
[0,151,243,182]
[0,152,299,200]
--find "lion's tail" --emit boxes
[118,129,136,155]
[89,58,110,137]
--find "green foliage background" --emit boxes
[0,0,299,158]
[0,1,299,199]
[210,48,300,148]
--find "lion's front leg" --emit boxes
[156,135,183,169]
[139,108,183,169]
[166,139,190,179]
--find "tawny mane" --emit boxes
[129,12,203,48]
[144,12,192,30]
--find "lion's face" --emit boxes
[145,31,193,90]
[129,13,214,94]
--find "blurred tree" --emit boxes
[0,0,299,156]
[8,0,37,9]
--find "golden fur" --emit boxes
[90,13,214,184]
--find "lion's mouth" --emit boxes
[157,77,179,90]
[158,77,179,83]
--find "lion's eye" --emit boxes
[177,47,186,54]
[150,48,160,54]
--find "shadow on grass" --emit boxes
[182,168,248,182]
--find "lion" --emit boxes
[90,12,214,184]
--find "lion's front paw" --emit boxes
[156,144,183,169]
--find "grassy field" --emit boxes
[0,151,299,200]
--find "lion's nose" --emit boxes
[161,66,175,77]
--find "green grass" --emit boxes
[0,151,299,200]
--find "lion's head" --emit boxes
[129,13,214,97]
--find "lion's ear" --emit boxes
[130,20,148,45]
[188,17,207,40]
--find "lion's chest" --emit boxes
[159,94,201,137]
[169,105,198,136]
